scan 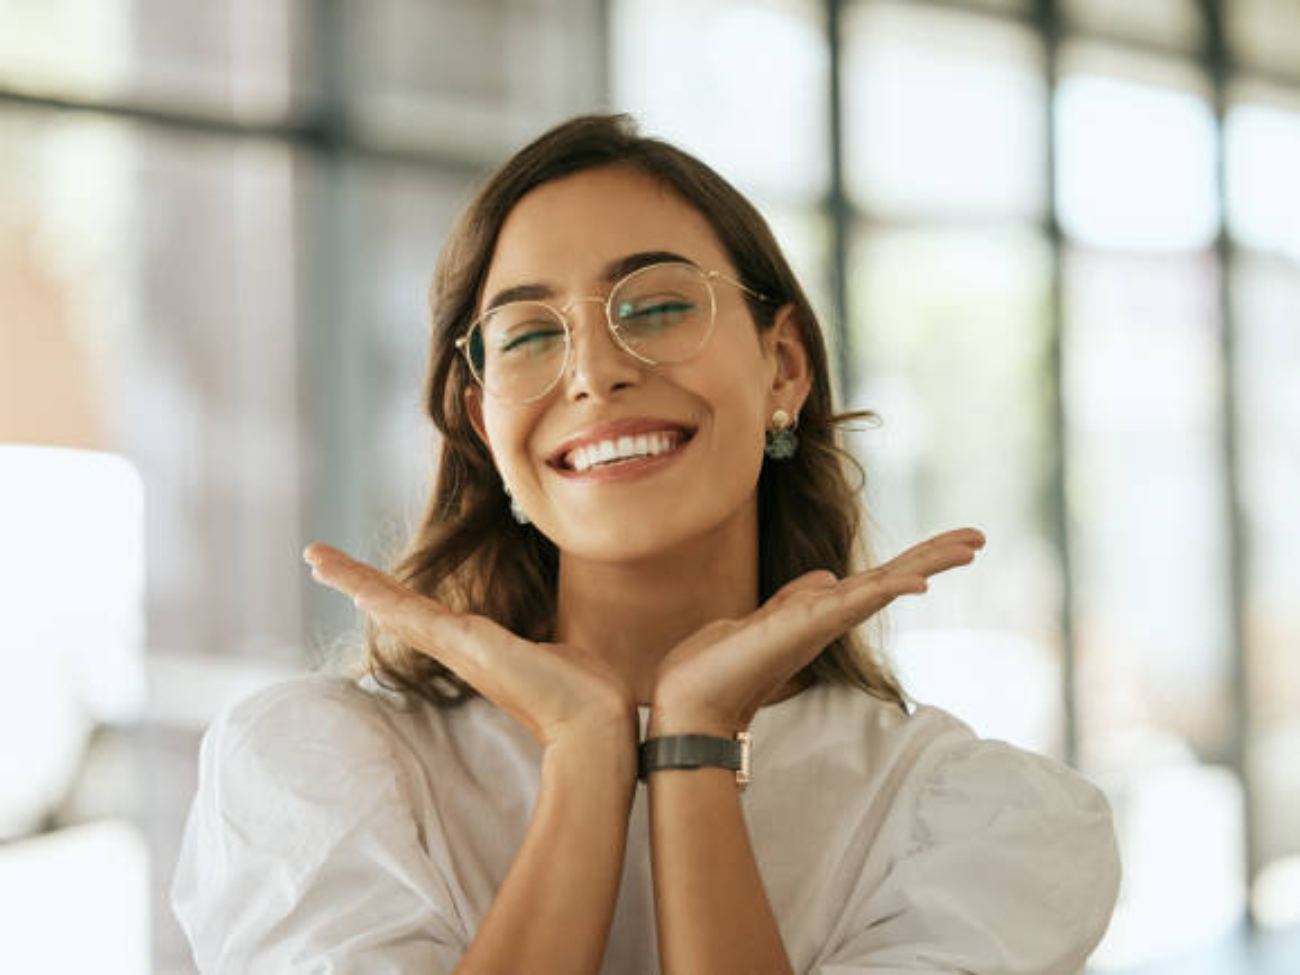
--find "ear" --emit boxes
[762,303,813,416]
[464,385,491,449]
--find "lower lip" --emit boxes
[551,436,694,483]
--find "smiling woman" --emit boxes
[374,121,906,711]
[170,114,1121,975]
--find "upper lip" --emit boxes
[546,416,697,469]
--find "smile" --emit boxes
[548,424,697,481]
[565,429,683,472]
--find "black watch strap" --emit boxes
[638,732,752,789]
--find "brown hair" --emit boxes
[334,113,909,715]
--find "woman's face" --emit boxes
[466,164,808,563]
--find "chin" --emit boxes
[549,503,741,565]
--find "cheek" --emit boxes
[687,368,770,494]
[702,347,771,440]
[483,410,539,487]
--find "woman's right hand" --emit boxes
[303,543,638,752]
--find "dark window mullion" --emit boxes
[1036,0,1079,769]
[1201,0,1259,931]
[827,0,852,402]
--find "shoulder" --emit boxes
[905,711,1116,853]
[903,702,1110,817]
[216,671,392,735]
[812,694,1121,971]
[834,687,1111,817]
[907,706,1121,943]
[211,672,394,749]
[173,675,471,970]
[199,674,416,825]
[788,683,1118,885]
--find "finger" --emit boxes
[838,570,929,610]
[872,529,985,579]
[758,571,923,655]
[304,543,489,676]
[304,544,418,610]
[889,543,978,582]
[834,533,986,618]
[750,533,985,663]
[875,528,984,568]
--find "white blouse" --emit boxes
[171,672,1121,974]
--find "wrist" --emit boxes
[544,715,638,767]
[543,731,639,808]
[646,702,738,740]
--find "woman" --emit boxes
[172,113,1120,974]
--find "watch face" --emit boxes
[737,730,752,786]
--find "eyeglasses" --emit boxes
[455,261,775,403]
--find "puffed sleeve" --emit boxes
[818,738,1121,975]
[170,678,468,974]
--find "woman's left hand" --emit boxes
[649,527,986,737]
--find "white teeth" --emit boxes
[564,430,684,472]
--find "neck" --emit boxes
[552,497,804,708]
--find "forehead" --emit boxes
[481,165,735,297]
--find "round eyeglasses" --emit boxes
[455,261,775,403]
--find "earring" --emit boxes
[502,482,530,525]
[764,408,799,460]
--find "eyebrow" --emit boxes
[482,250,700,313]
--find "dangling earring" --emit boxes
[764,408,799,460]
[502,481,530,525]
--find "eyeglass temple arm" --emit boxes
[712,270,778,305]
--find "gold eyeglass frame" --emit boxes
[454,261,776,403]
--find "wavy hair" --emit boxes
[332,113,908,715]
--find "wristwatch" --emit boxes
[637,732,752,792]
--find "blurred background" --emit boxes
[1,0,1298,972]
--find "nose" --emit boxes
[561,298,643,402]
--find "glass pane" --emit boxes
[342,0,605,162]
[1227,83,1300,263]
[611,0,829,203]
[1066,248,1231,748]
[1056,44,1219,251]
[349,164,477,536]
[1063,0,1205,53]
[845,0,1047,219]
[0,0,294,121]
[848,226,1063,755]
[0,110,303,665]
[1228,0,1300,82]
[1234,253,1300,929]
[1064,247,1246,964]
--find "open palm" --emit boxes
[651,528,986,734]
[304,544,638,749]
